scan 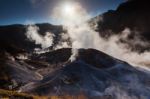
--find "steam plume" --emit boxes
[52,1,150,67]
[52,1,102,61]
[26,25,54,49]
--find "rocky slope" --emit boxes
[1,48,150,99]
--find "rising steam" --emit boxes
[96,28,150,68]
[52,1,102,61]
[52,1,150,67]
[26,25,55,49]
[26,1,150,68]
[23,1,150,98]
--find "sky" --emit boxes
[0,0,124,25]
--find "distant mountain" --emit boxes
[94,0,150,38]
[0,23,64,53]
[89,0,150,52]
[1,0,150,53]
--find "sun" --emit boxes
[52,1,89,25]
[62,3,76,17]
[64,4,74,14]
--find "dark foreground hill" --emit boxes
[1,48,150,99]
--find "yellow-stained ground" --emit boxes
[0,89,88,99]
